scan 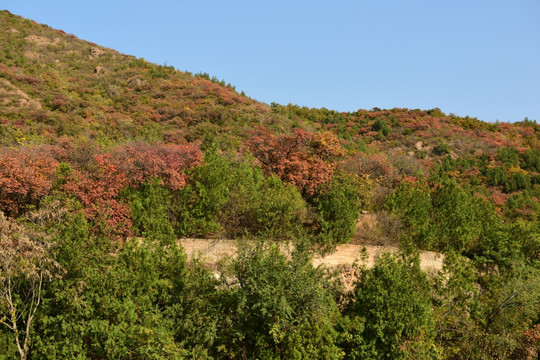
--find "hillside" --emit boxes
[1,10,538,221]
[1,10,539,359]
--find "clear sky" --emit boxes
[3,0,539,122]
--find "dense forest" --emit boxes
[0,10,539,359]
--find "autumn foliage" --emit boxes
[63,154,132,237]
[108,142,203,190]
[0,147,59,215]
[60,142,202,237]
[247,127,342,195]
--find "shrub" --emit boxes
[341,152,395,184]
[216,244,342,359]
[372,117,391,137]
[434,142,450,155]
[247,127,337,195]
[386,177,434,249]
[220,159,307,239]
[125,180,175,243]
[311,171,372,248]
[63,154,132,238]
[504,172,531,193]
[387,177,499,253]
[172,147,233,237]
[0,147,59,215]
[521,148,540,172]
[172,148,307,239]
[497,147,520,167]
[341,253,437,359]
[109,142,203,190]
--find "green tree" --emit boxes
[521,148,540,172]
[173,145,233,237]
[478,266,540,359]
[311,171,372,248]
[497,147,520,167]
[125,179,175,243]
[341,253,438,359]
[386,177,434,249]
[33,232,185,358]
[432,251,481,359]
[222,162,307,239]
[215,243,343,359]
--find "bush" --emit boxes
[386,177,434,249]
[247,127,337,195]
[521,148,540,172]
[172,146,233,237]
[109,142,203,190]
[434,142,450,155]
[216,243,342,359]
[311,171,372,248]
[387,177,500,253]
[372,118,391,137]
[125,180,175,243]
[0,147,59,215]
[484,166,508,187]
[497,147,520,167]
[340,253,437,359]
[504,172,531,193]
[221,160,307,239]
[173,149,307,240]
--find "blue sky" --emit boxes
[3,1,539,122]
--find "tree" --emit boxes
[479,266,540,359]
[220,161,307,239]
[33,236,185,359]
[247,127,339,195]
[215,243,343,359]
[311,170,372,248]
[0,212,61,360]
[125,179,175,243]
[172,145,233,237]
[386,176,434,249]
[432,251,481,359]
[341,253,438,359]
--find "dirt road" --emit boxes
[180,239,444,273]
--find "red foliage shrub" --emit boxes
[64,154,132,238]
[0,147,59,214]
[247,127,336,195]
[63,142,202,237]
[491,190,509,207]
[51,95,68,110]
[108,142,203,190]
[29,111,48,122]
[525,323,540,344]
[15,74,43,85]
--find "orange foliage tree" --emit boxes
[247,127,342,195]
